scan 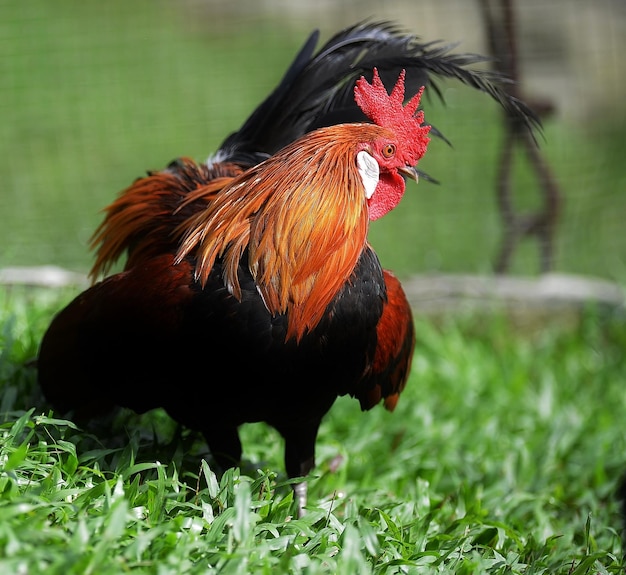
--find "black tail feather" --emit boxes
[217,20,541,166]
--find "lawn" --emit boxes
[0,287,624,573]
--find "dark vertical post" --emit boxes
[478,0,562,273]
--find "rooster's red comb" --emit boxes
[354,68,430,163]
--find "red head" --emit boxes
[353,68,431,219]
[354,68,430,166]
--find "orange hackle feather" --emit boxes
[174,124,397,341]
[89,158,243,281]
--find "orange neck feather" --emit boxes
[176,124,386,341]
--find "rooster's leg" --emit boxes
[277,420,320,518]
[291,457,315,518]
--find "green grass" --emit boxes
[1,288,624,573]
[2,0,626,280]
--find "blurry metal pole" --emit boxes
[478,0,562,274]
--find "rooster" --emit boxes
[37,21,538,515]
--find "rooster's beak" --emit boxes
[398,165,419,182]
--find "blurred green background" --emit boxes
[2,0,625,280]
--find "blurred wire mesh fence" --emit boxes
[1,0,625,282]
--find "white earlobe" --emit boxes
[356,151,379,199]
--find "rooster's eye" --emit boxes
[382,144,396,158]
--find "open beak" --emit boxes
[398,165,419,183]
